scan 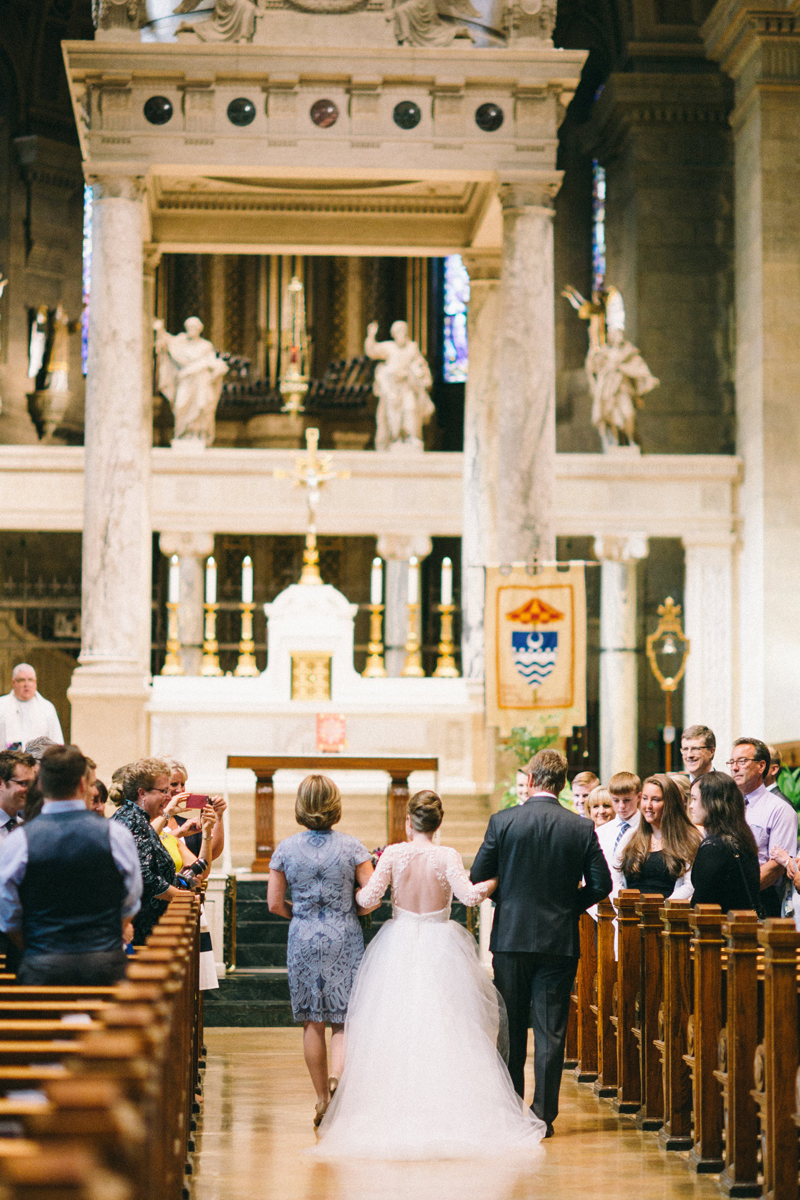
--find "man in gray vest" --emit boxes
[0,744,142,985]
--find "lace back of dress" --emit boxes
[392,847,451,914]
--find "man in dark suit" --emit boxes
[470,748,611,1136]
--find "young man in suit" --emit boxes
[471,748,611,1136]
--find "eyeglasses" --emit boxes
[726,757,756,768]
[150,787,171,797]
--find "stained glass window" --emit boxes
[592,159,606,295]
[81,183,93,375]
[443,254,469,383]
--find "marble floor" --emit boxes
[193,1029,724,1200]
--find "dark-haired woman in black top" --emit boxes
[689,771,761,912]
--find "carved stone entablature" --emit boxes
[285,0,370,13]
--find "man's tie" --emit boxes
[613,821,630,852]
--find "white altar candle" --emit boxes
[370,557,383,605]
[441,557,453,606]
[168,555,180,604]
[242,555,253,604]
[205,557,217,605]
[407,556,419,605]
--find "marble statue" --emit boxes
[365,320,434,452]
[92,0,148,32]
[27,304,79,441]
[153,317,229,448]
[174,0,258,41]
[563,286,659,451]
[389,0,478,46]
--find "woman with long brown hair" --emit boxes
[614,773,701,900]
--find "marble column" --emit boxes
[68,173,151,780]
[460,178,559,684]
[703,4,800,742]
[158,532,215,676]
[594,534,649,781]
[143,242,161,406]
[376,534,431,677]
[682,534,735,768]
[461,253,501,683]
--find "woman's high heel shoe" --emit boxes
[314,1098,329,1128]
[328,1076,339,1098]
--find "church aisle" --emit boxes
[193,1029,723,1200]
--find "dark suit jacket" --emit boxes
[470,794,612,958]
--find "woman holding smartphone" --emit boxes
[162,757,227,863]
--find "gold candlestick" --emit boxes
[234,602,260,677]
[433,604,459,677]
[201,603,223,676]
[161,601,184,676]
[401,602,425,677]
[362,604,387,677]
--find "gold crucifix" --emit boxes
[274,427,350,585]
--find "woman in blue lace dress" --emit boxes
[268,774,373,1127]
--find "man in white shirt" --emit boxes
[680,725,715,782]
[596,771,642,872]
[729,737,798,917]
[0,665,63,750]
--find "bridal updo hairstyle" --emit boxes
[407,790,443,833]
[296,773,342,831]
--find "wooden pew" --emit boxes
[574,912,598,1082]
[656,898,693,1151]
[685,904,725,1173]
[611,889,641,1115]
[715,911,761,1199]
[593,898,618,1098]
[632,893,663,1131]
[751,918,800,1200]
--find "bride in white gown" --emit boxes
[313,791,546,1160]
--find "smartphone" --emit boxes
[186,794,208,809]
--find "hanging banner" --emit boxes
[485,563,587,737]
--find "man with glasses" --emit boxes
[728,737,798,917]
[681,725,715,782]
[0,751,36,840]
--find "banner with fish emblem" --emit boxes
[485,563,587,736]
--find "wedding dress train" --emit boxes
[312,842,546,1160]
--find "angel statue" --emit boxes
[563,285,659,451]
[153,316,228,448]
[365,320,434,452]
[388,0,479,46]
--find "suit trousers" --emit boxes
[17,948,128,986]
[492,950,578,1125]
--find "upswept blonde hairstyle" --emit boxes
[407,790,443,833]
[121,758,172,804]
[295,774,341,831]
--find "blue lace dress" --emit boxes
[269,830,372,1023]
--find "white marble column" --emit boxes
[143,242,161,403]
[461,254,501,682]
[682,534,735,765]
[68,173,151,778]
[377,534,431,677]
[495,179,558,565]
[460,177,560,682]
[159,531,215,676]
[594,534,649,781]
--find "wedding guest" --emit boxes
[681,725,716,781]
[111,758,196,944]
[729,737,798,917]
[689,771,761,911]
[614,774,701,900]
[0,751,36,839]
[669,772,691,809]
[514,769,530,805]
[571,771,600,818]
[587,786,614,828]
[0,665,62,749]
[765,745,793,806]
[91,780,108,817]
[267,775,374,1127]
[163,757,226,861]
[23,736,58,764]
[596,771,642,870]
